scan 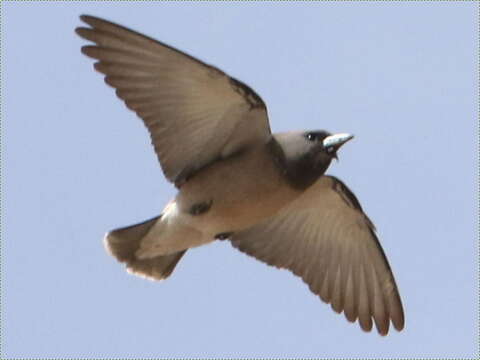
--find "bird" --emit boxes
[76,15,404,336]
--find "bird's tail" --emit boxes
[104,215,186,281]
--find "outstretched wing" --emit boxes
[76,15,270,185]
[231,175,404,335]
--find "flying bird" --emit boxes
[76,15,404,335]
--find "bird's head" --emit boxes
[270,130,353,189]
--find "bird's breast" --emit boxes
[175,145,302,236]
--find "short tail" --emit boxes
[104,216,186,281]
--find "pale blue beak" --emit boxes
[322,133,354,148]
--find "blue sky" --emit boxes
[2,1,478,358]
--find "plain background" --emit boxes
[2,1,478,358]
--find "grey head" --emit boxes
[269,130,353,189]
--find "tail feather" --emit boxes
[104,215,186,281]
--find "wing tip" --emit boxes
[362,318,404,336]
[79,45,95,57]
[392,316,405,332]
[344,310,358,324]
[79,14,101,26]
[75,27,91,40]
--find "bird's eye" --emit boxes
[306,133,319,142]
[326,146,335,153]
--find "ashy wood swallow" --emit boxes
[76,15,404,335]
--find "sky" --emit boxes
[2,1,478,359]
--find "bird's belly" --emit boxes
[175,149,301,237]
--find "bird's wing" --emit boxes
[76,15,270,185]
[230,175,404,335]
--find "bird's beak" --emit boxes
[322,133,354,149]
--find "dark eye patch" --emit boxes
[304,130,330,143]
